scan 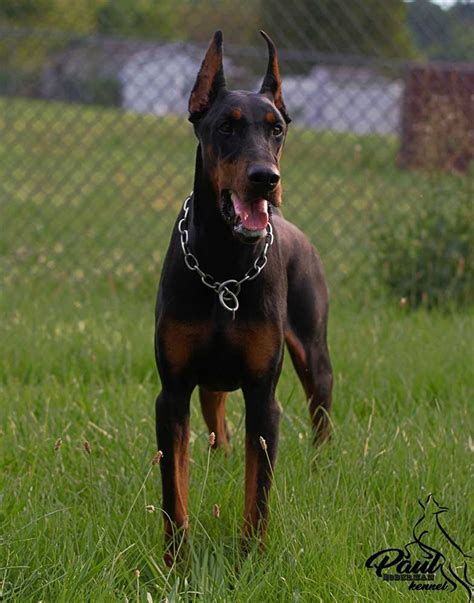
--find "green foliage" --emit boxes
[0,0,102,74]
[96,0,259,45]
[372,180,473,308]
[260,0,417,58]
[3,0,473,63]
[96,0,179,40]
[0,0,258,44]
[407,0,474,62]
[177,0,260,46]
[0,0,100,32]
[60,76,121,106]
[0,0,52,21]
[1,0,420,59]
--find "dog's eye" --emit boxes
[272,124,283,136]
[219,121,233,135]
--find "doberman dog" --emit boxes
[154,30,332,565]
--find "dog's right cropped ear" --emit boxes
[189,31,226,123]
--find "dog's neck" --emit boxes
[187,145,266,277]
[190,145,222,232]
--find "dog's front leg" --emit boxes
[241,377,281,550]
[155,385,192,566]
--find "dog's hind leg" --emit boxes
[286,328,332,444]
[286,253,333,444]
[199,388,231,453]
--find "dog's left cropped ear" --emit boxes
[259,31,291,124]
[189,30,226,123]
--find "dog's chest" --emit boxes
[205,321,281,387]
[159,317,282,390]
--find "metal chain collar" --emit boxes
[178,192,274,319]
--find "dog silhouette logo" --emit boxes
[365,495,473,599]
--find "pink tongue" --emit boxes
[231,196,269,231]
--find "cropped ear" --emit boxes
[188,30,226,123]
[259,31,291,124]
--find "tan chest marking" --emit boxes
[228,323,281,376]
[160,319,211,374]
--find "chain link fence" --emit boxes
[1,2,473,304]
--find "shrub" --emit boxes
[59,77,121,107]
[371,179,473,308]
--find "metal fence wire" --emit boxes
[1,2,473,303]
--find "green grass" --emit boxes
[1,284,473,601]
[1,98,473,601]
[1,97,472,301]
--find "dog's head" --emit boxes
[189,31,291,243]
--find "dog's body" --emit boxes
[154,31,332,564]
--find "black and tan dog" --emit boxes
[154,30,332,564]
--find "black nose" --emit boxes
[247,165,280,190]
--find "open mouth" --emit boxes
[221,190,269,241]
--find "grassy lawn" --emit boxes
[1,285,472,601]
[1,98,473,601]
[1,97,471,300]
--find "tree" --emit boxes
[0,0,102,33]
[0,0,51,21]
[407,0,452,58]
[260,0,417,58]
[177,0,260,47]
[96,0,179,40]
[407,0,474,62]
[446,1,474,62]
